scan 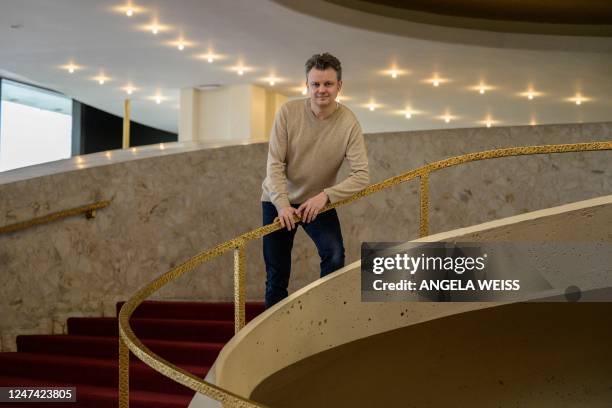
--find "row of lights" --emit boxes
[61,62,166,103]
[380,68,589,105]
[115,2,283,87]
[65,3,592,112]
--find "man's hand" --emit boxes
[277,206,299,231]
[297,192,328,223]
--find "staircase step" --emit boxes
[116,300,265,321]
[0,352,207,396]
[17,335,223,366]
[0,375,191,408]
[67,317,235,342]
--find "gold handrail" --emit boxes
[118,141,611,407]
[0,200,111,235]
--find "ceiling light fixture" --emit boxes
[126,7,134,17]
[62,63,81,74]
[94,74,110,85]
[302,87,307,95]
[405,111,412,119]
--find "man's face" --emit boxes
[306,68,342,109]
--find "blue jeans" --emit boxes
[262,201,345,308]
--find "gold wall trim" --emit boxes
[118,141,611,407]
[0,200,111,235]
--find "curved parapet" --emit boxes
[192,194,612,407]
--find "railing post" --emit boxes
[419,172,429,237]
[233,239,246,334]
[118,336,130,408]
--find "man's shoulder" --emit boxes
[280,98,307,113]
[338,103,361,126]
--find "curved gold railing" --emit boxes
[0,200,111,235]
[118,141,611,407]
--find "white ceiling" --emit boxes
[0,0,611,134]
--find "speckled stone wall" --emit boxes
[0,122,611,350]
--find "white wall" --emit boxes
[180,85,287,142]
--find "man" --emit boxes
[261,52,369,308]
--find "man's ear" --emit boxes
[337,80,343,92]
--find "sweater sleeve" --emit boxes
[264,106,292,211]
[324,122,370,203]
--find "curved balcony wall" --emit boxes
[0,122,611,351]
[196,194,612,407]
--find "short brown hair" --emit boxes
[305,53,342,81]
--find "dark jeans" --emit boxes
[262,201,345,308]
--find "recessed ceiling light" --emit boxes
[123,85,137,95]
[230,64,251,76]
[440,113,455,123]
[94,74,110,85]
[62,63,82,73]
[405,111,412,119]
[366,101,379,111]
[264,75,281,86]
[302,87,307,95]
[424,74,449,87]
[169,38,193,51]
[381,67,408,79]
[567,93,588,105]
[520,88,542,100]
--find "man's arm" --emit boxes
[323,122,370,203]
[265,107,291,211]
[265,106,300,230]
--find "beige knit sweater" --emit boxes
[261,98,370,211]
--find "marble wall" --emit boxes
[0,122,611,350]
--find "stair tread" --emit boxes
[0,351,206,372]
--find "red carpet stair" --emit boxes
[0,301,265,407]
